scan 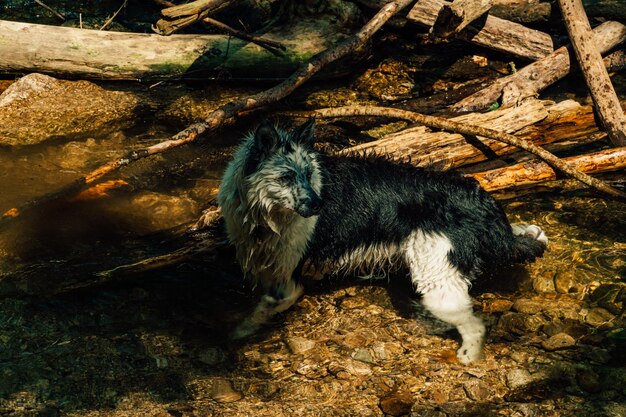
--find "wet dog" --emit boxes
[217,119,548,363]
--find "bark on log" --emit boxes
[431,0,492,38]
[406,0,554,61]
[154,0,236,35]
[451,21,626,113]
[470,147,626,191]
[342,100,565,166]
[360,0,626,22]
[558,0,626,147]
[0,20,346,81]
[492,0,626,21]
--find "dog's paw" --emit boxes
[511,223,548,245]
[526,224,548,245]
[456,343,484,365]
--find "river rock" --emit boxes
[379,391,415,416]
[541,333,576,351]
[0,73,140,146]
[506,368,534,390]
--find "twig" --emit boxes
[34,0,65,21]
[201,16,286,55]
[558,0,626,146]
[300,105,626,198]
[1,0,413,223]
[154,0,286,55]
[100,0,127,31]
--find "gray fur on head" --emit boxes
[217,120,322,286]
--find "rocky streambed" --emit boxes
[1,188,624,417]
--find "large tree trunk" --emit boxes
[0,20,351,81]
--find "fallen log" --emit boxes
[470,147,626,191]
[451,20,626,113]
[407,0,555,60]
[0,19,347,80]
[340,100,592,166]
[305,104,625,197]
[491,0,626,22]
[558,0,626,147]
[431,0,492,38]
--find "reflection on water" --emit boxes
[0,124,238,295]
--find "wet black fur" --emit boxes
[307,153,546,279]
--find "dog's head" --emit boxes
[244,119,323,218]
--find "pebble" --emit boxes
[498,312,544,335]
[286,336,316,354]
[211,379,243,403]
[463,379,494,401]
[352,348,375,364]
[584,307,616,327]
[576,370,601,393]
[541,333,576,351]
[512,299,544,315]
[506,368,534,390]
[482,299,514,313]
[533,273,556,293]
[554,271,576,294]
[379,391,415,416]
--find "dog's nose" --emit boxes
[310,197,323,214]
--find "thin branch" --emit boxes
[100,0,128,31]
[201,16,286,55]
[1,0,414,223]
[302,105,626,198]
[34,0,65,21]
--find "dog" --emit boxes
[217,119,548,364]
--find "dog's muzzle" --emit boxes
[296,194,323,218]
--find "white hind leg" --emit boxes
[231,278,303,340]
[404,231,485,364]
[511,223,548,245]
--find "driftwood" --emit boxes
[471,147,626,192]
[407,0,554,61]
[153,0,237,35]
[558,0,626,147]
[305,104,626,197]
[491,0,626,22]
[431,0,492,38]
[451,21,626,113]
[0,20,339,80]
[1,0,413,222]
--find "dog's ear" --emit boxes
[254,121,280,157]
[292,118,316,148]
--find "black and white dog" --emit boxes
[218,119,548,363]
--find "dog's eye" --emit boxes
[278,173,293,183]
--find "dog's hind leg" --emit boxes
[231,278,304,340]
[404,231,485,364]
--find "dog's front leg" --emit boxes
[231,277,304,340]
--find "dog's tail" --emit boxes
[510,224,548,263]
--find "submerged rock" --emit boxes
[0,73,141,146]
